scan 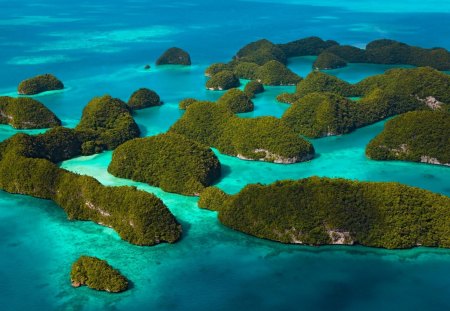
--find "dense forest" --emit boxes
[366,110,450,165]
[71,256,129,293]
[199,177,450,249]
[108,133,221,195]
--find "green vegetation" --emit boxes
[282,92,357,137]
[276,92,299,105]
[108,133,221,195]
[206,37,450,90]
[128,88,161,110]
[179,98,199,110]
[324,45,367,63]
[76,95,140,154]
[235,39,287,65]
[0,96,61,129]
[0,132,181,245]
[156,47,191,65]
[17,73,64,95]
[255,60,301,85]
[169,101,314,163]
[199,177,450,249]
[313,52,347,70]
[366,111,450,165]
[198,187,228,212]
[365,39,450,69]
[277,71,355,104]
[206,70,240,90]
[281,67,450,137]
[206,61,301,87]
[244,81,264,98]
[71,256,128,293]
[277,36,339,57]
[217,88,254,113]
[233,62,260,80]
[296,71,356,97]
[312,39,450,70]
[0,94,181,245]
[27,127,83,163]
[205,63,231,77]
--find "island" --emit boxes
[204,36,450,91]
[0,96,182,246]
[280,67,450,137]
[17,73,64,95]
[233,62,260,80]
[313,39,450,70]
[76,95,140,154]
[156,47,191,65]
[198,177,450,249]
[235,38,287,65]
[244,80,264,98]
[217,88,254,113]
[0,96,61,129]
[108,133,221,196]
[169,101,314,163]
[71,256,129,293]
[366,110,450,166]
[127,88,161,110]
[206,70,240,90]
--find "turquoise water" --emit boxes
[1,1,450,310]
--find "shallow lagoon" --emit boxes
[1,0,450,310]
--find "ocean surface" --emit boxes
[1,1,450,310]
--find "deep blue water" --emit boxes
[1,1,450,310]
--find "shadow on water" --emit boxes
[216,164,232,183]
[176,219,192,241]
[137,123,148,137]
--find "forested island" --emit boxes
[108,133,221,195]
[2,35,450,261]
[204,36,450,91]
[169,101,314,163]
[0,96,61,129]
[127,88,162,110]
[206,70,240,90]
[280,67,450,137]
[71,256,129,293]
[18,73,64,95]
[156,47,191,65]
[217,88,254,113]
[76,95,141,154]
[199,177,450,249]
[0,95,181,245]
[366,111,450,166]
